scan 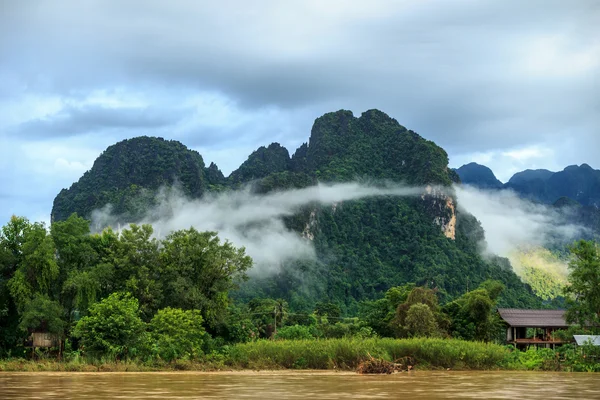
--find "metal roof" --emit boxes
[497,308,568,328]
[574,335,600,346]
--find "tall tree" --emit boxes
[564,240,600,328]
[160,229,252,326]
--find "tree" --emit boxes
[0,216,32,354]
[7,222,58,312]
[160,229,252,326]
[564,240,600,328]
[18,294,67,337]
[112,224,162,320]
[393,287,446,337]
[248,298,288,338]
[443,280,505,342]
[404,303,439,337]
[149,307,207,361]
[73,292,146,359]
[314,302,341,320]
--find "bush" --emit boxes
[275,325,315,340]
[73,292,147,359]
[149,307,207,361]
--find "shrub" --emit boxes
[275,325,315,340]
[73,292,146,359]
[149,307,207,361]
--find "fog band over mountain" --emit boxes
[90,181,586,277]
[91,182,425,274]
[454,185,587,280]
[454,185,584,256]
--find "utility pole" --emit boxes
[273,306,277,339]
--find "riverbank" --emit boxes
[0,338,595,372]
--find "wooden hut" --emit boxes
[24,325,62,358]
[25,331,61,349]
[498,308,571,350]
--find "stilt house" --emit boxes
[498,308,571,350]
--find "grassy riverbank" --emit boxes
[0,338,597,372]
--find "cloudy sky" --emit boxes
[1,0,598,224]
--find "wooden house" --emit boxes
[498,308,571,350]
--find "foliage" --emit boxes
[392,287,446,338]
[510,247,568,301]
[247,298,288,338]
[7,222,58,312]
[404,303,439,337]
[443,280,505,342]
[149,307,207,361]
[275,325,315,341]
[160,228,252,327]
[225,338,509,370]
[18,294,66,336]
[564,240,600,328]
[73,292,147,359]
[52,137,230,222]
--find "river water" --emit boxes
[1,371,599,399]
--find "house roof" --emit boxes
[574,335,600,346]
[497,308,568,328]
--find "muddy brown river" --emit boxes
[1,371,599,399]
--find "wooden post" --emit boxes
[273,306,277,339]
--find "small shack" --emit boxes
[25,331,61,349]
[498,308,571,350]
[24,328,62,358]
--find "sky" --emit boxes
[0,0,598,225]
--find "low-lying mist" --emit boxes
[90,181,586,280]
[454,185,585,279]
[91,182,425,274]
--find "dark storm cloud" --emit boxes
[10,104,189,139]
[0,0,598,222]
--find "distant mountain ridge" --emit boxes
[455,162,600,208]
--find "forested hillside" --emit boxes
[51,137,227,222]
[48,109,539,315]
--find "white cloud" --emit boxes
[519,34,600,78]
[501,146,554,162]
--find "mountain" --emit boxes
[52,109,540,311]
[456,163,600,208]
[228,143,291,185]
[51,137,226,222]
[454,163,503,189]
[507,169,554,185]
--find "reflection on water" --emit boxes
[1,371,599,399]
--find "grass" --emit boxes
[224,338,508,370]
[2,338,591,372]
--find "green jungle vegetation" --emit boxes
[3,109,599,371]
[509,247,568,302]
[0,209,599,371]
[51,110,542,315]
